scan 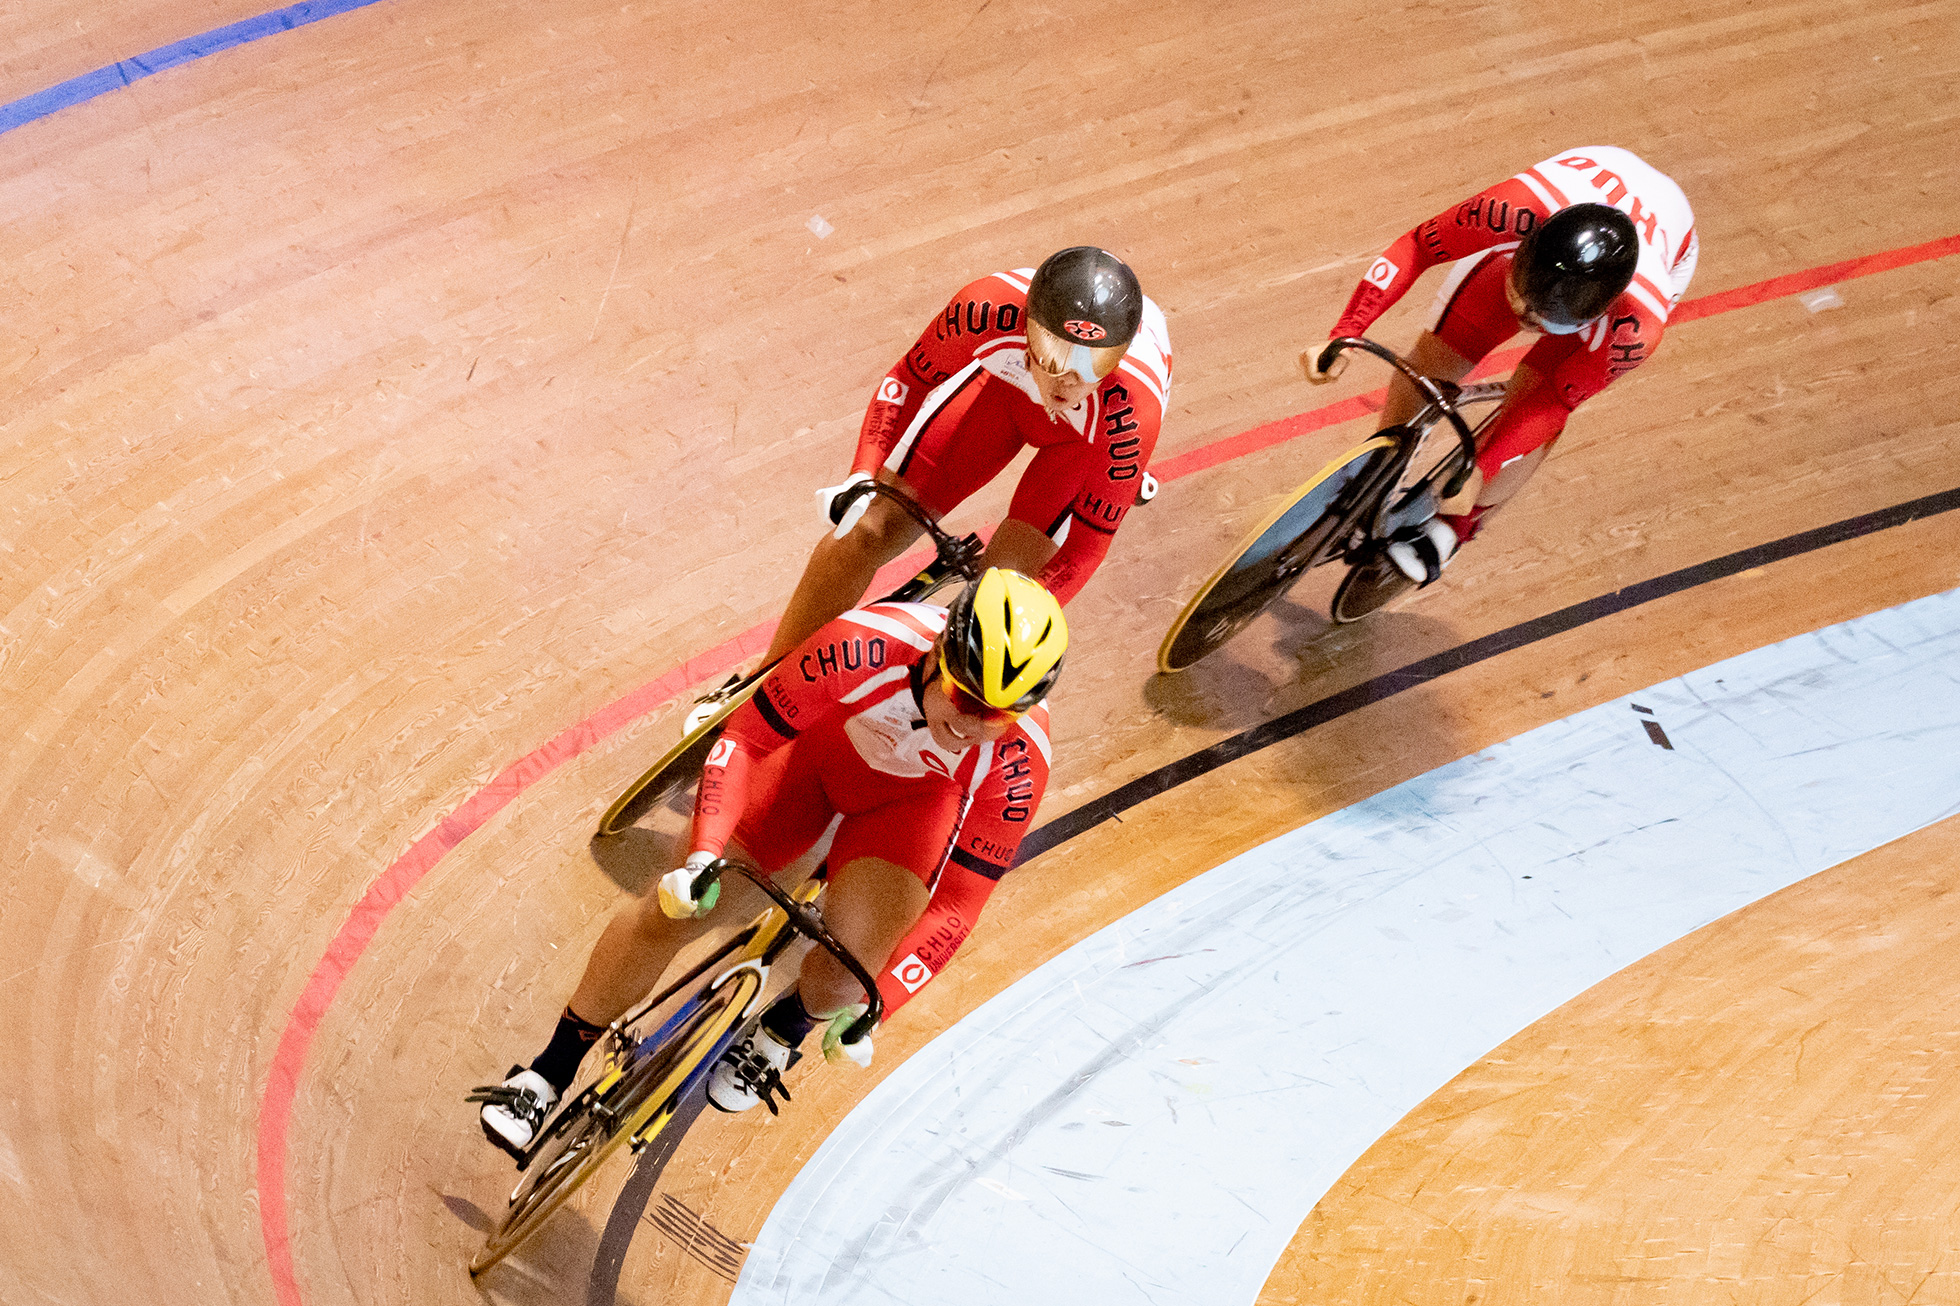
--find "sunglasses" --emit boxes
[938,667,1022,724]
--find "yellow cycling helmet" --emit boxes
[938,568,1068,713]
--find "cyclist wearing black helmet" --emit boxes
[744,246,1172,677]
[1305,147,1697,586]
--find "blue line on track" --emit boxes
[0,0,391,136]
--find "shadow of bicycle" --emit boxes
[1144,583,1464,739]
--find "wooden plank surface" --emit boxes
[0,0,1955,1303]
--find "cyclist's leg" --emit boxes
[980,514,1061,581]
[1379,329,1476,431]
[546,749,821,1051]
[761,478,927,664]
[1377,248,1516,430]
[763,379,1022,662]
[739,787,960,1034]
[799,854,934,1014]
[484,744,839,1145]
[1371,251,1530,584]
[793,787,961,1009]
[990,438,1117,603]
[706,786,958,1111]
[1446,348,1575,535]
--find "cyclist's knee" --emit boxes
[798,949,860,1014]
[834,495,922,561]
[629,884,688,938]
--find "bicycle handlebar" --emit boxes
[693,857,884,1045]
[1316,337,1482,495]
[829,478,986,582]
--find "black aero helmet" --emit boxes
[1024,247,1142,381]
[1511,203,1640,329]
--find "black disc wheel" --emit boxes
[1330,551,1418,624]
[468,966,763,1276]
[1157,437,1395,673]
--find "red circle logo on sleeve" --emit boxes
[1063,320,1107,341]
[892,954,934,993]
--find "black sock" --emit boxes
[529,1006,606,1094]
[759,990,819,1048]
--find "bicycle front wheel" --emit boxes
[1157,437,1395,673]
[469,965,764,1276]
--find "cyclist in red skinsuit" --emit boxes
[1305,146,1698,581]
[478,572,1065,1148]
[693,597,1052,1028]
[756,248,1173,668]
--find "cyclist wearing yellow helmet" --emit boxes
[479,571,1066,1149]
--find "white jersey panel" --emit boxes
[1525,147,1698,314]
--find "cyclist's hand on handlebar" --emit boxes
[1301,342,1348,385]
[816,471,875,540]
[819,1003,874,1068]
[657,851,722,919]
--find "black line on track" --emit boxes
[1016,481,1960,863]
[582,481,1960,1296]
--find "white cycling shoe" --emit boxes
[1386,518,1459,586]
[471,1066,559,1157]
[707,1026,801,1115]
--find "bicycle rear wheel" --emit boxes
[468,964,764,1276]
[1157,437,1395,673]
[595,551,972,840]
[595,675,765,838]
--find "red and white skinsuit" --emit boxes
[856,270,1174,603]
[1331,146,1699,539]
[689,601,1052,1016]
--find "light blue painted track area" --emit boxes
[0,0,389,136]
[734,588,1960,1306]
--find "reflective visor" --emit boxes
[937,655,1022,723]
[1026,318,1126,384]
[1505,263,1589,335]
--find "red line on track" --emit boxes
[255,231,1960,1306]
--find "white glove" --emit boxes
[657,851,721,920]
[817,471,875,540]
[1301,344,1348,385]
[818,1003,874,1068]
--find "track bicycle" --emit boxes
[466,856,881,1277]
[595,480,985,838]
[1156,336,1507,673]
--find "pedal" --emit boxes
[467,1067,554,1167]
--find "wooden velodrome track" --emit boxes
[4,0,1958,1302]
